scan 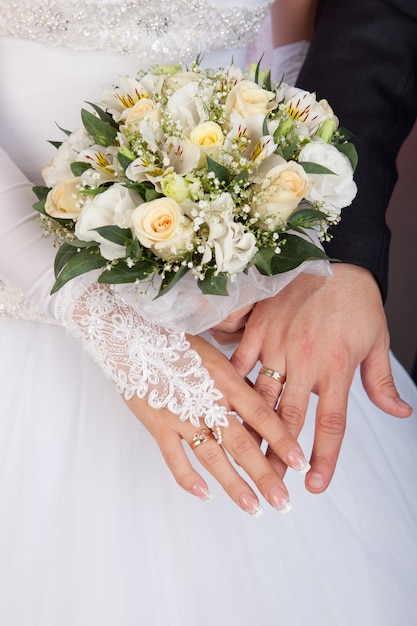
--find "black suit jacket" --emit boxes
[296,0,417,300]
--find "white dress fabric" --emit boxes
[1,2,417,625]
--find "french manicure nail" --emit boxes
[268,486,293,514]
[286,449,311,474]
[239,492,264,517]
[191,482,213,501]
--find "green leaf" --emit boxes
[47,140,63,149]
[118,151,135,171]
[93,225,133,245]
[145,187,162,202]
[198,270,229,296]
[81,108,118,147]
[262,115,269,137]
[53,240,98,277]
[32,185,50,201]
[282,138,299,160]
[51,246,106,293]
[85,101,118,128]
[70,161,92,176]
[98,259,156,284]
[79,186,110,196]
[206,155,231,186]
[254,54,264,85]
[55,123,72,137]
[156,264,190,298]
[253,234,329,275]
[299,161,336,175]
[288,208,328,228]
[263,69,272,92]
[335,142,358,172]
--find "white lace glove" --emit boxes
[0,147,229,432]
[57,274,229,430]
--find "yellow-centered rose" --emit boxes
[189,121,224,163]
[253,162,311,227]
[225,80,276,118]
[44,177,83,220]
[131,197,193,259]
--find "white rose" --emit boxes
[166,82,207,128]
[252,161,311,227]
[299,142,357,209]
[203,194,257,274]
[225,80,276,118]
[44,177,83,220]
[131,197,194,260]
[75,184,142,260]
[42,128,92,187]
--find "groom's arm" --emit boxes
[230,0,416,493]
[297,0,417,298]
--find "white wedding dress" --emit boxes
[1,2,417,625]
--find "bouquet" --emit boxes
[34,60,357,333]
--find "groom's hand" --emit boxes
[230,264,412,492]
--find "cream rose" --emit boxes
[44,178,83,220]
[225,80,276,118]
[131,197,194,259]
[121,98,160,132]
[253,161,311,227]
[189,121,224,163]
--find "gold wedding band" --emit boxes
[190,429,215,449]
[259,367,286,384]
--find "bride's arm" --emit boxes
[0,147,309,514]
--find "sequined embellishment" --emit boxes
[0,0,271,62]
[0,280,55,324]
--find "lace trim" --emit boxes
[0,0,271,60]
[56,275,229,429]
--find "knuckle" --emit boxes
[199,444,223,467]
[316,411,346,436]
[230,349,250,373]
[256,381,279,405]
[229,433,255,457]
[251,405,273,430]
[278,404,305,428]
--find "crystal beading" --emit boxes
[0,1,271,62]
[0,279,55,323]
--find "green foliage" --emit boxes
[252,234,329,275]
[81,108,118,147]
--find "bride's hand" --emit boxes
[125,334,309,516]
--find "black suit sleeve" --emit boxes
[296,0,417,300]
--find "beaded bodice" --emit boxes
[0,0,271,62]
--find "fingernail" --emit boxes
[286,449,311,474]
[397,397,412,411]
[307,472,325,490]
[191,482,213,501]
[239,492,264,517]
[268,486,293,514]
